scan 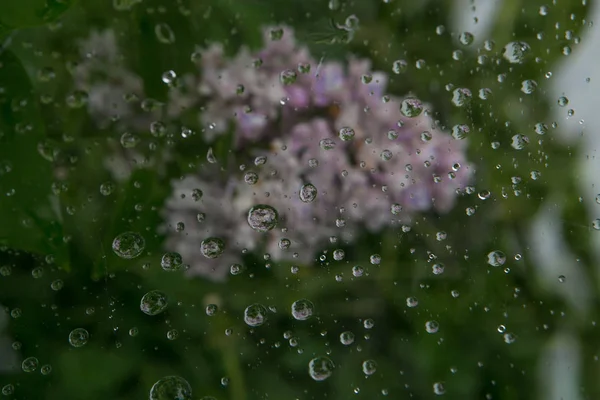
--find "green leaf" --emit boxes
[0,49,64,259]
[0,0,74,31]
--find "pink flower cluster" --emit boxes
[163,26,472,281]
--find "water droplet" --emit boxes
[206,304,218,316]
[206,147,217,164]
[247,205,279,232]
[432,263,445,275]
[503,41,531,64]
[68,328,89,347]
[112,232,145,259]
[254,156,267,166]
[161,252,183,271]
[392,60,408,74]
[451,88,472,107]
[244,171,258,185]
[37,66,56,82]
[149,376,192,400]
[162,70,177,85]
[230,263,245,275]
[370,254,381,265]
[558,96,569,107]
[558,275,566,283]
[511,134,529,150]
[345,15,360,30]
[150,121,167,137]
[503,332,516,344]
[319,138,336,150]
[352,265,364,277]
[280,69,297,85]
[400,98,423,118]
[425,320,439,333]
[22,357,39,373]
[521,79,538,94]
[433,382,446,395]
[200,237,225,258]
[299,183,318,203]
[308,356,335,381]
[1,385,14,396]
[362,359,378,375]
[270,27,284,41]
[451,124,470,140]
[140,290,169,316]
[244,303,268,327]
[534,122,548,135]
[41,364,52,375]
[100,181,115,196]
[405,296,418,308]
[390,203,403,215]
[120,132,139,148]
[291,299,314,321]
[459,32,474,45]
[487,250,506,267]
[478,88,492,100]
[66,90,88,108]
[333,249,345,260]
[155,23,176,44]
[338,127,355,141]
[478,190,491,200]
[340,331,355,345]
[278,238,291,249]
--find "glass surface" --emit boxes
[0,0,597,398]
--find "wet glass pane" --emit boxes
[0,0,597,398]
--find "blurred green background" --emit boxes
[0,0,598,399]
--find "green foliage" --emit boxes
[0,0,597,399]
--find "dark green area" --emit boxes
[0,0,597,399]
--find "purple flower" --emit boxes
[162,25,473,281]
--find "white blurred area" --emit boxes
[452,0,598,399]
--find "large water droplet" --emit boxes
[362,359,378,375]
[400,98,423,118]
[291,299,314,321]
[451,88,472,107]
[425,320,439,333]
[200,237,225,258]
[487,250,506,267]
[68,328,89,347]
[392,60,408,74]
[112,232,145,259]
[161,252,183,271]
[155,23,176,44]
[21,357,39,373]
[244,303,268,327]
[149,376,192,400]
[308,356,335,381]
[511,134,529,150]
[247,205,279,232]
[503,41,531,64]
[319,138,336,150]
[340,331,355,345]
[140,290,169,316]
[280,69,297,85]
[299,184,318,203]
[338,127,355,141]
